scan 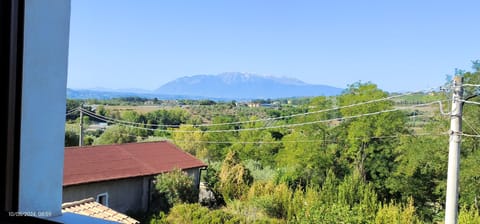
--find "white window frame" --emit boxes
[96,192,109,207]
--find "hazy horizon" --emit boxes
[68,72,432,94]
[68,72,343,91]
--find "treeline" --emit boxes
[154,67,479,223]
[76,96,159,106]
[67,62,480,223]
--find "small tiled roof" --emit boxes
[62,198,139,224]
[64,141,206,186]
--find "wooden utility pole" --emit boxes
[79,107,84,147]
[445,76,463,224]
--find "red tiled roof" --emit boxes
[62,198,139,224]
[63,141,206,186]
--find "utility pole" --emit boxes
[79,107,84,147]
[445,76,463,224]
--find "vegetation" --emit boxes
[66,61,480,223]
[152,169,199,213]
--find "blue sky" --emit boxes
[67,0,480,92]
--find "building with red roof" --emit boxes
[62,141,207,213]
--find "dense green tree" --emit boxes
[94,125,136,145]
[218,151,253,200]
[144,109,190,128]
[337,82,408,200]
[458,61,480,208]
[64,130,79,147]
[64,61,480,223]
[66,99,82,121]
[275,131,334,188]
[172,125,206,157]
[202,116,237,161]
[75,114,91,126]
[199,100,217,105]
[153,169,199,212]
[120,111,148,133]
[387,129,448,221]
[121,110,140,122]
[228,117,280,166]
[308,96,335,120]
[460,149,480,208]
[83,135,95,146]
[201,162,226,208]
[96,105,107,116]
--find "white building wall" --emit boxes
[18,0,71,217]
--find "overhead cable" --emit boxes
[77,88,445,128]
[461,117,480,136]
[462,100,480,106]
[462,84,480,87]
[81,101,445,133]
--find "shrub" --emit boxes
[375,198,419,224]
[200,163,225,208]
[458,205,480,224]
[153,168,199,212]
[247,181,292,219]
[218,151,253,200]
[164,203,243,224]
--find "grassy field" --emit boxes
[103,105,172,113]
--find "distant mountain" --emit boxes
[155,72,343,99]
[67,73,343,100]
[66,88,214,100]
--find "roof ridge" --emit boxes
[65,140,169,150]
[61,197,95,209]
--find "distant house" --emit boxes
[144,100,154,105]
[247,102,261,108]
[63,141,207,213]
[86,122,108,132]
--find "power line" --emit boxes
[89,130,446,145]
[461,100,480,106]
[66,108,79,115]
[397,100,449,116]
[76,89,446,128]
[98,132,447,145]
[172,133,448,144]
[80,112,160,131]
[78,108,183,127]
[80,101,445,133]
[462,117,480,136]
[462,84,480,87]
[176,140,326,144]
[461,133,480,138]
[89,102,444,133]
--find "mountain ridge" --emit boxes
[154,72,343,99]
[67,72,343,100]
